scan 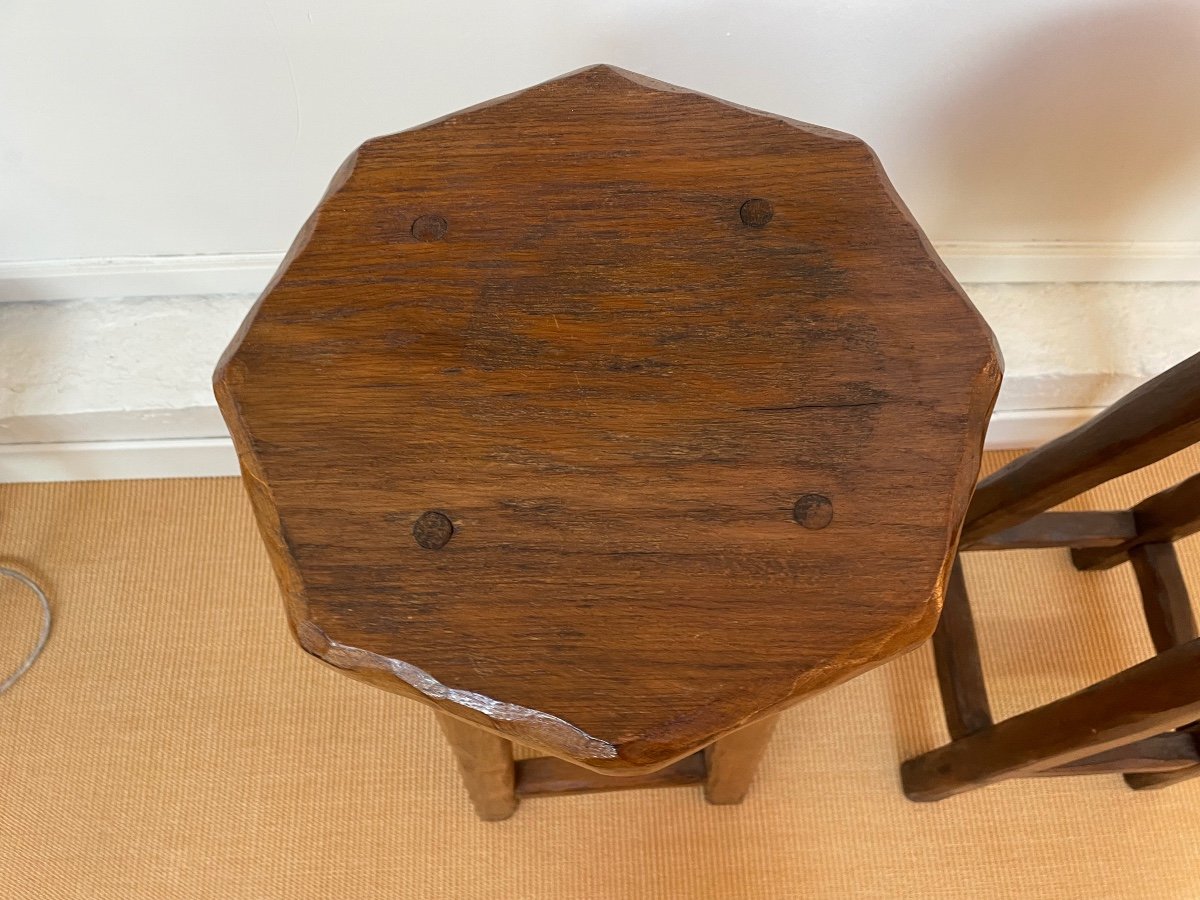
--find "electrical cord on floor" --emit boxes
[0,566,51,695]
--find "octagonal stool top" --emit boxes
[215,64,1001,817]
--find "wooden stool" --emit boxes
[215,65,1000,820]
[903,350,1200,801]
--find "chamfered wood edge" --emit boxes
[366,64,867,149]
[209,419,989,775]
[212,63,1003,774]
[218,63,1004,389]
[213,146,361,387]
[211,148,362,645]
[253,554,966,776]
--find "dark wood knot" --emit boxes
[411,215,448,242]
[739,198,774,228]
[413,511,454,549]
[793,494,833,529]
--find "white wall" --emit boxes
[3,0,1200,262]
[1,0,1198,480]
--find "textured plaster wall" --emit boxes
[0,296,246,443]
[3,283,1197,446]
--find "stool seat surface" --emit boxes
[215,65,1000,772]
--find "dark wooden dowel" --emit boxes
[961,351,1200,545]
[901,638,1200,802]
[932,557,993,739]
[1035,732,1200,776]
[703,715,779,805]
[961,511,1136,552]
[437,713,518,821]
[1073,472,1200,571]
[1126,766,1200,790]
[1128,542,1198,653]
[1125,733,1200,791]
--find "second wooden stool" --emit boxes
[904,351,1200,801]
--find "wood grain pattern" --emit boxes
[703,715,779,805]
[436,713,517,821]
[962,351,1200,546]
[215,65,1000,774]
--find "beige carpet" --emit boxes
[2,449,1199,898]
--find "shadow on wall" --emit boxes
[921,0,1200,243]
[611,1,1200,406]
[918,0,1200,409]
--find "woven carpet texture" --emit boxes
[1,449,1198,898]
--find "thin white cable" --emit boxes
[0,566,52,695]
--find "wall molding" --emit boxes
[936,241,1200,284]
[1,243,1198,303]
[982,406,1098,453]
[0,438,239,483]
[0,408,1095,484]
[0,253,283,302]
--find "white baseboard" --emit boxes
[0,254,282,302]
[0,409,1095,484]
[1,243,1198,303]
[983,406,1099,450]
[0,438,239,483]
[938,241,1200,284]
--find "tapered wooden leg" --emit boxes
[1129,542,1198,653]
[1121,542,1200,791]
[703,715,779,805]
[436,713,518,821]
[932,557,993,739]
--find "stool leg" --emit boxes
[436,713,518,821]
[901,638,1200,801]
[703,715,779,805]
